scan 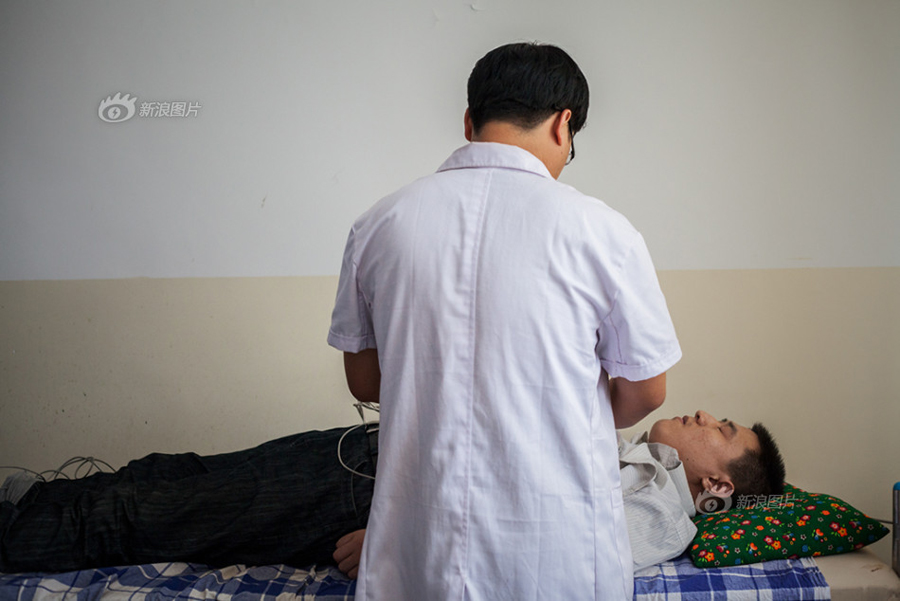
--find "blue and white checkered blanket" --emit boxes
[0,564,356,601]
[633,553,830,600]
[0,554,829,601]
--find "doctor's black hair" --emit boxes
[727,423,786,501]
[466,42,590,137]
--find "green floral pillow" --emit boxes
[690,483,889,567]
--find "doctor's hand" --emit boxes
[334,528,366,579]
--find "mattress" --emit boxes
[816,547,900,601]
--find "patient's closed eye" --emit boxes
[719,419,737,438]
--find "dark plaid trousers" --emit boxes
[0,426,377,573]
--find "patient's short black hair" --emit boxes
[466,42,590,137]
[728,423,786,501]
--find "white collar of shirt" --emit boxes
[437,142,554,180]
[618,432,697,518]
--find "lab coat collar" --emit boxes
[437,142,554,180]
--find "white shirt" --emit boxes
[329,142,682,600]
[618,433,697,572]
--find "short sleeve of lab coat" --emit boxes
[327,227,377,353]
[597,234,682,381]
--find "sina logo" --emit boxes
[98,93,137,123]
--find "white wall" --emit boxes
[2,1,897,281]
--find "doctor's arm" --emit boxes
[335,350,378,578]
[610,372,667,429]
[343,349,381,404]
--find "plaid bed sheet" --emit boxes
[0,554,829,601]
[0,563,357,601]
[634,553,830,601]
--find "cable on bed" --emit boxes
[337,402,380,481]
[0,456,115,482]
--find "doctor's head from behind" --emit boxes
[649,410,786,512]
[464,42,590,179]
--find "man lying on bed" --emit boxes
[0,409,784,575]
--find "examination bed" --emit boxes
[0,554,832,601]
[0,535,894,600]
[817,547,900,601]
[1,485,896,599]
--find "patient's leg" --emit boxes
[0,426,376,572]
[19,432,336,503]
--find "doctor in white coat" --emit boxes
[328,42,681,601]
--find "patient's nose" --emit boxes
[695,410,715,425]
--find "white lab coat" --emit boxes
[329,142,682,600]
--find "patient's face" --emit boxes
[648,410,759,481]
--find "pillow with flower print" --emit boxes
[690,483,889,567]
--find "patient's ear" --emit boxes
[702,476,735,499]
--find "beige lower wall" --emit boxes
[2,268,898,562]
[0,277,361,467]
